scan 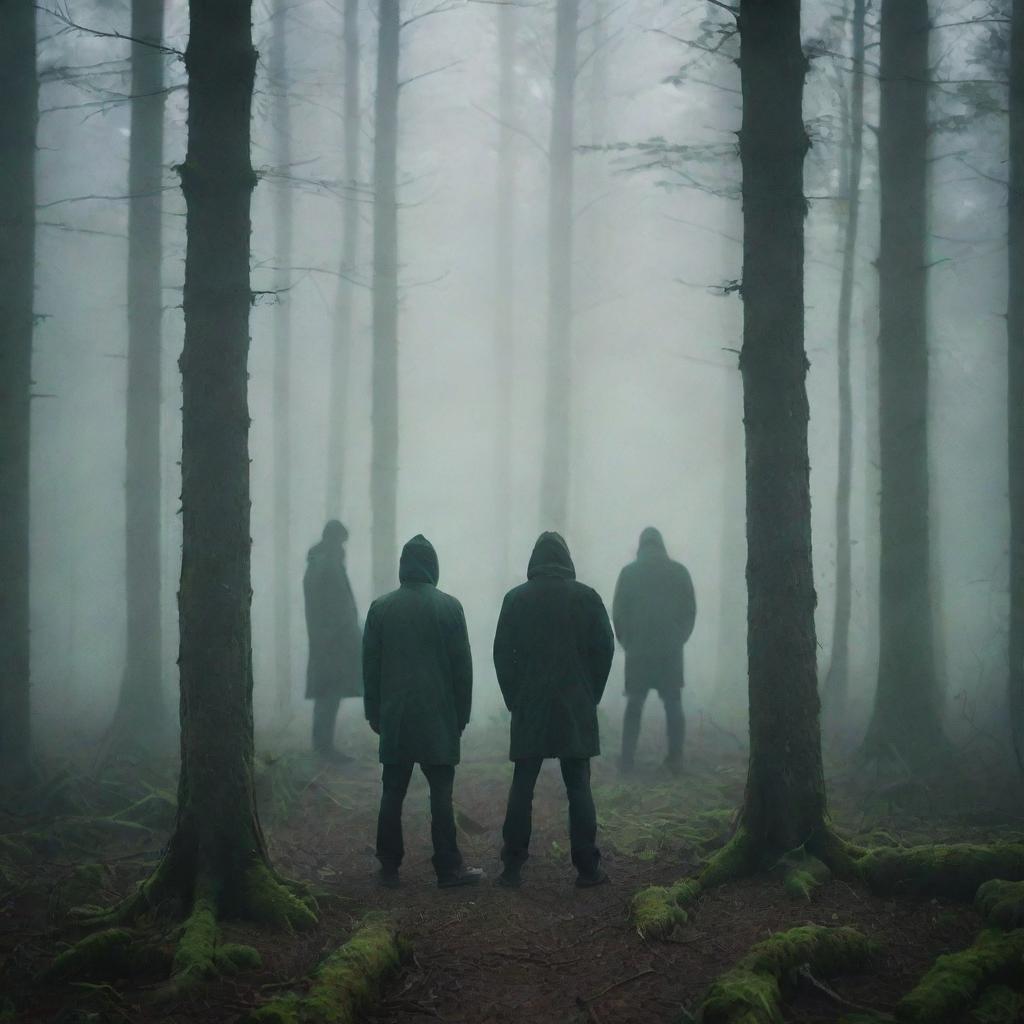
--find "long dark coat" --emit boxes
[303,540,363,699]
[612,528,696,695]
[362,535,473,766]
[493,533,614,761]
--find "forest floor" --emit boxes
[2,717,1023,1024]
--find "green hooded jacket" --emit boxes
[612,527,696,694]
[493,533,614,761]
[362,535,473,765]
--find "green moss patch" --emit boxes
[895,929,1024,1024]
[700,925,876,1024]
[968,985,1023,1024]
[976,880,1024,929]
[857,844,1024,900]
[248,914,405,1024]
[42,927,169,982]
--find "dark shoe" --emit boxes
[316,748,355,766]
[495,868,522,889]
[376,868,400,890]
[437,867,484,889]
[575,867,610,889]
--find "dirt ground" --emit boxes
[2,721,1022,1024]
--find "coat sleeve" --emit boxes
[611,569,629,649]
[362,601,382,731]
[583,589,615,705]
[679,566,697,645]
[447,600,473,732]
[303,564,326,642]
[492,593,518,712]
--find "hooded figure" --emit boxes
[303,520,362,763]
[492,532,614,888]
[362,535,481,889]
[612,527,696,774]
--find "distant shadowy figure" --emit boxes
[613,527,697,775]
[493,532,614,888]
[362,534,483,890]
[303,520,362,764]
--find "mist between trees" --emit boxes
[5,0,1020,771]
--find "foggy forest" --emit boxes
[2,0,1024,1021]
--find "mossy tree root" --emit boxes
[40,927,170,983]
[631,824,862,938]
[855,844,1024,901]
[975,880,1024,930]
[246,914,406,1024]
[699,924,877,1024]
[632,829,755,939]
[893,928,1024,1024]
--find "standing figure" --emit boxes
[493,532,614,888]
[613,527,697,775]
[303,520,363,763]
[363,534,482,889]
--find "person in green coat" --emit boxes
[362,534,482,889]
[303,520,362,764]
[613,527,696,775]
[493,532,614,888]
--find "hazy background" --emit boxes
[27,0,1012,760]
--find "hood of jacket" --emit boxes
[399,534,439,586]
[527,531,576,580]
[637,526,668,559]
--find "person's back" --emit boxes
[613,527,697,774]
[493,532,614,888]
[363,535,480,888]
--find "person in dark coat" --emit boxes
[303,520,363,764]
[613,527,697,775]
[493,532,614,888]
[362,534,482,889]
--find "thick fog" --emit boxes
[27,0,1013,759]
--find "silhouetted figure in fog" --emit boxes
[613,527,697,775]
[362,535,482,889]
[303,520,362,764]
[493,532,614,888]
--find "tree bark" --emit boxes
[1009,0,1024,770]
[0,0,37,779]
[539,0,578,535]
[326,0,360,518]
[494,0,516,586]
[823,0,865,725]
[156,0,305,920]
[271,0,293,714]
[112,0,168,751]
[371,0,400,598]
[864,0,945,765]
[737,0,827,855]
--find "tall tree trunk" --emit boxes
[494,0,516,586]
[539,0,578,535]
[823,0,865,726]
[864,0,945,765]
[0,0,37,780]
[737,0,827,855]
[271,0,293,714]
[134,0,312,926]
[371,0,400,597]
[1009,0,1024,770]
[326,0,360,518]
[112,0,168,751]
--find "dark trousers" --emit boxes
[621,688,684,769]
[312,695,341,754]
[501,758,600,876]
[376,763,463,878]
